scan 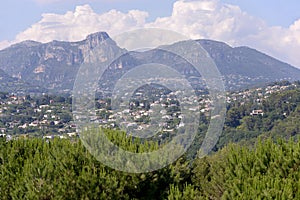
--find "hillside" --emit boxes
[0,32,118,93]
[199,39,300,89]
[0,32,299,93]
[0,68,45,94]
[1,80,300,199]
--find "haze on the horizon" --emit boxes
[1,0,300,68]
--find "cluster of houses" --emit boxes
[226,82,298,117]
[91,89,216,133]
[224,74,267,90]
[0,81,297,140]
[0,94,78,140]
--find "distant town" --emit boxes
[0,80,298,141]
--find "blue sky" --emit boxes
[0,0,300,67]
[222,0,300,27]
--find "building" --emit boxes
[250,109,264,116]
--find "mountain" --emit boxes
[198,39,300,90]
[0,67,46,94]
[0,32,299,94]
[0,32,121,94]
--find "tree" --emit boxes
[225,108,241,127]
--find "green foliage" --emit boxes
[2,129,300,199]
[218,87,300,150]
[167,184,202,200]
[3,82,300,199]
[263,105,300,140]
[0,129,192,199]
[223,139,300,199]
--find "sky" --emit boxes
[1,0,300,67]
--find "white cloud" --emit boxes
[0,40,11,50]
[146,0,266,45]
[2,0,300,67]
[14,4,148,44]
[146,0,300,67]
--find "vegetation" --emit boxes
[216,82,300,149]
[1,81,300,199]
[1,132,300,199]
[0,93,74,137]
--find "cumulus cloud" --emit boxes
[0,40,11,50]
[14,4,148,43]
[225,17,300,68]
[2,0,300,67]
[146,0,266,45]
[148,0,300,67]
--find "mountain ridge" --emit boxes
[0,32,299,94]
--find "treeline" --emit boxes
[1,130,300,199]
[217,86,300,149]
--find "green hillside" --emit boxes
[1,81,300,199]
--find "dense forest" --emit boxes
[1,132,300,199]
[2,82,300,199]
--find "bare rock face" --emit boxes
[85,32,110,49]
[0,32,123,93]
[0,31,299,94]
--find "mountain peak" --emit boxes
[85,32,110,48]
[197,39,232,50]
[0,34,299,94]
